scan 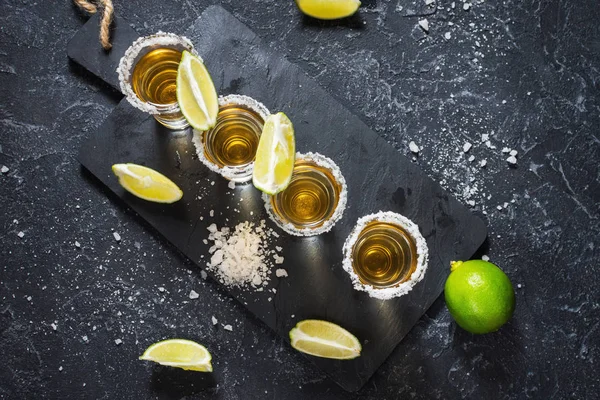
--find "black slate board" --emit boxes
[68,6,487,392]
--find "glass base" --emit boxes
[154,113,189,130]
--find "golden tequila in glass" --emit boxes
[342,211,428,300]
[118,32,195,130]
[194,95,270,182]
[351,221,417,288]
[265,152,347,236]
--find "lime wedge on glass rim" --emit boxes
[289,319,361,360]
[252,112,296,195]
[111,163,183,203]
[176,50,219,131]
[139,339,213,372]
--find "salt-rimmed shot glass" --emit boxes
[342,211,429,300]
[263,152,347,237]
[117,32,198,130]
[192,94,270,183]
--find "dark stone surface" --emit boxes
[72,6,487,391]
[0,0,598,399]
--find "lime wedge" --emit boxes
[176,51,219,131]
[289,320,361,360]
[112,163,183,203]
[139,339,213,372]
[252,112,296,195]
[296,0,361,20]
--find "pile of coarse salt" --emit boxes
[205,220,283,289]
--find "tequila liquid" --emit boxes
[203,104,263,168]
[351,221,418,288]
[271,160,342,229]
[131,48,181,105]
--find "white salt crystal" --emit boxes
[211,316,218,325]
[1,166,8,173]
[189,290,199,299]
[418,19,429,33]
[481,133,489,142]
[228,181,236,190]
[509,149,518,156]
[480,160,487,167]
[82,335,88,342]
[497,205,503,210]
[200,270,208,280]
[113,232,121,242]
[207,223,217,233]
[502,147,511,153]
[468,155,475,162]
[275,269,288,278]
[51,323,57,330]
[274,255,284,264]
[59,366,63,371]
[223,324,233,331]
[114,339,123,345]
[507,155,517,164]
[463,3,471,10]
[209,210,214,217]
[409,141,420,154]
[17,231,24,238]
[482,255,490,261]
[517,284,522,288]
[444,32,451,40]
[451,1,456,8]
[158,287,165,292]
[275,246,282,252]
[463,142,472,153]
[425,0,435,5]
[210,181,215,186]
[467,200,476,206]
[75,241,81,248]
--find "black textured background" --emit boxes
[1,0,599,399]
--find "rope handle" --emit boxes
[73,0,114,50]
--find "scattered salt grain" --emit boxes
[502,147,511,153]
[223,324,233,331]
[189,290,199,299]
[205,220,280,288]
[115,339,123,345]
[17,231,24,238]
[507,155,517,165]
[1,166,8,174]
[509,149,518,156]
[517,284,522,289]
[200,270,208,280]
[481,133,489,142]
[463,142,472,153]
[497,205,503,211]
[211,316,218,325]
[468,155,475,162]
[409,141,420,154]
[268,297,272,302]
[463,2,471,10]
[75,241,81,248]
[482,255,490,261]
[210,181,215,186]
[113,232,121,242]
[444,32,451,40]
[82,335,89,342]
[209,210,214,217]
[418,19,429,33]
[51,323,57,331]
[59,366,63,371]
[425,0,435,5]
[480,160,487,168]
[276,269,288,278]
[158,287,165,292]
[228,181,236,190]
[274,255,284,264]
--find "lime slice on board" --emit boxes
[252,112,296,195]
[139,339,213,372]
[296,0,361,20]
[289,319,361,360]
[112,163,183,203]
[176,51,219,131]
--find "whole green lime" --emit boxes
[444,260,515,334]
